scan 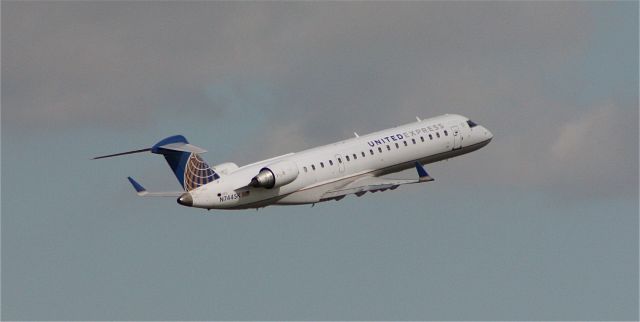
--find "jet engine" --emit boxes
[211,162,239,176]
[249,160,299,189]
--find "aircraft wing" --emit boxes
[320,162,434,200]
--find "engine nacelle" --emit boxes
[249,160,299,189]
[211,162,239,176]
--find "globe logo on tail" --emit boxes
[184,154,217,191]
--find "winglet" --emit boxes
[414,162,434,182]
[127,176,148,196]
[125,176,183,197]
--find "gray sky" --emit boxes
[2,2,638,320]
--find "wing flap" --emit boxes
[321,177,416,200]
[320,162,434,200]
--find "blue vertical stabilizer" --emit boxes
[151,135,219,190]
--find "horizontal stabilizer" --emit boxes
[92,148,151,160]
[155,142,207,154]
[149,135,207,155]
[92,135,206,160]
[127,176,183,197]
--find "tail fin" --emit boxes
[150,135,219,191]
[93,135,219,191]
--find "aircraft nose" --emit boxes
[177,192,193,207]
[485,127,494,140]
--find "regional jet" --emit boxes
[94,114,492,210]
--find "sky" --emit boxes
[2,1,638,320]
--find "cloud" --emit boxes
[2,2,637,200]
[547,104,637,199]
[256,121,308,158]
[482,102,637,200]
[551,104,615,161]
[2,2,592,132]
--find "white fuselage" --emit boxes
[188,114,492,209]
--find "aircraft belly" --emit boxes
[276,188,324,204]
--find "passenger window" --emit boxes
[429,134,433,140]
[412,138,416,144]
[403,141,408,146]
[420,136,424,142]
[361,152,365,157]
[320,162,324,168]
[370,149,374,155]
[378,147,383,153]
[444,130,448,136]
[311,164,316,170]
[329,160,333,166]
[386,145,391,151]
[303,166,308,172]
[346,155,350,161]
[436,132,440,138]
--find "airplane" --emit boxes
[94,114,492,210]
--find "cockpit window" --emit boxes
[467,120,478,128]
